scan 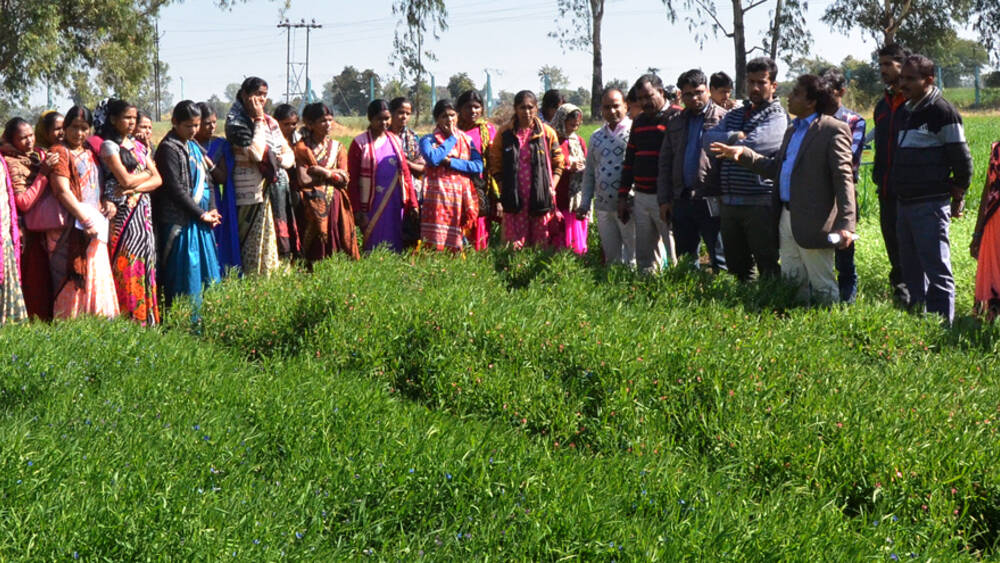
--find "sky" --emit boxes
[29,0,981,110]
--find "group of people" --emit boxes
[586,45,987,327]
[0,44,997,327]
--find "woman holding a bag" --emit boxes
[347,99,419,253]
[46,106,119,319]
[2,117,58,319]
[293,102,359,264]
[488,90,564,250]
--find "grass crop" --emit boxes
[1,117,998,560]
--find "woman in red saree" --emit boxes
[971,141,1000,320]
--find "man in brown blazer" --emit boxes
[710,74,856,303]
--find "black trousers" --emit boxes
[878,194,910,302]
[720,202,779,282]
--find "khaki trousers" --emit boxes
[779,208,839,303]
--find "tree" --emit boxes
[391,0,448,124]
[446,72,476,100]
[0,0,172,105]
[224,82,242,103]
[972,0,1000,63]
[133,61,174,117]
[662,0,811,95]
[322,66,381,116]
[605,78,629,93]
[925,34,989,87]
[839,55,883,108]
[381,78,410,101]
[566,87,592,113]
[549,0,606,120]
[206,94,229,118]
[538,66,570,91]
[821,0,972,49]
[787,55,836,78]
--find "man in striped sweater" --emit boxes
[892,54,973,325]
[703,57,788,281]
[618,74,680,273]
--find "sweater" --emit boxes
[890,87,973,203]
[702,98,787,206]
[619,105,677,196]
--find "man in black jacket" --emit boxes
[872,43,911,303]
[892,55,973,325]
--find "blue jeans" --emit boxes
[896,198,954,323]
[835,245,857,303]
[672,198,725,270]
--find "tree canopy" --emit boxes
[0,0,170,108]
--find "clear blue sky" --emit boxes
[32,0,982,110]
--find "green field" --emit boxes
[2,117,999,559]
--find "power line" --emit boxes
[277,18,323,104]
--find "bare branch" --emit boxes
[690,0,732,36]
[743,0,769,13]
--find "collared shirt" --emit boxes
[682,107,706,189]
[833,105,866,182]
[779,113,818,203]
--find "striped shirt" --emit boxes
[620,105,677,195]
[703,98,787,206]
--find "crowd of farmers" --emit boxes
[0,43,998,328]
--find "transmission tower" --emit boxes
[277,18,322,104]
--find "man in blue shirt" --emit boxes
[711,74,856,304]
[657,69,729,270]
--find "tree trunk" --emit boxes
[769,0,783,62]
[590,0,604,120]
[732,0,747,96]
[882,0,894,45]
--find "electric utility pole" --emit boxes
[154,19,162,121]
[277,18,322,105]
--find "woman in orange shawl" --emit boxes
[293,102,359,264]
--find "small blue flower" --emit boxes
[873,520,879,527]
[446,473,452,480]
[193,424,200,430]
[295,532,303,539]
[27,461,32,467]
[610,541,615,548]
[72,552,78,559]
[892,515,899,522]
[890,554,899,561]
[253,539,260,545]
[409,468,415,474]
